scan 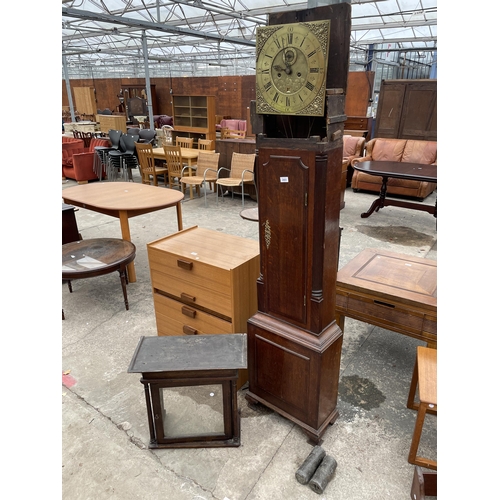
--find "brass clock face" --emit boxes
[255,20,330,116]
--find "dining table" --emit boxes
[62,182,184,283]
[152,147,200,199]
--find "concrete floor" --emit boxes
[61,171,437,499]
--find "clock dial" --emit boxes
[256,20,330,116]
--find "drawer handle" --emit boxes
[183,325,198,335]
[180,292,196,303]
[373,300,395,309]
[181,306,196,318]
[177,259,193,271]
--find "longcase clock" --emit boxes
[246,4,351,444]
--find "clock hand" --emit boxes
[273,63,292,75]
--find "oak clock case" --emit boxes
[246,4,351,444]
[255,20,330,117]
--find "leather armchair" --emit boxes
[153,115,173,128]
[64,137,111,184]
[62,138,85,180]
[343,135,365,186]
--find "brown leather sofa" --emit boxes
[351,138,437,200]
[62,137,110,183]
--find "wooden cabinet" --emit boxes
[97,114,127,134]
[216,138,256,169]
[344,116,373,141]
[147,226,260,388]
[172,95,216,146]
[374,79,437,140]
[247,144,344,444]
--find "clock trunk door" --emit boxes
[258,152,309,326]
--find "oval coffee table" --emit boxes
[62,238,136,312]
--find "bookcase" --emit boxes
[172,95,216,146]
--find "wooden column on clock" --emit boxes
[246,3,351,444]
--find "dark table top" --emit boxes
[128,334,247,373]
[353,161,437,183]
[62,238,136,279]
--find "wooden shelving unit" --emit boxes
[172,95,216,146]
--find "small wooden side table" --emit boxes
[128,334,247,448]
[335,248,437,347]
[62,238,136,311]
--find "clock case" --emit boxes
[246,4,351,444]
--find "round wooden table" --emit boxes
[239,207,258,222]
[62,238,136,312]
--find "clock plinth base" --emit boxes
[246,312,343,444]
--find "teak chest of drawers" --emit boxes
[147,226,260,387]
[335,248,437,347]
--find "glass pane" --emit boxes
[160,384,224,438]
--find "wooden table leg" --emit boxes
[118,266,130,310]
[175,202,183,231]
[118,210,137,283]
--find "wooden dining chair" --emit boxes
[180,151,219,206]
[215,152,256,207]
[135,142,168,187]
[198,139,213,150]
[163,144,185,192]
[175,137,194,149]
[160,125,174,146]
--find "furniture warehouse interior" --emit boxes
[59,1,475,499]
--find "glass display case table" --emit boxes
[128,334,247,448]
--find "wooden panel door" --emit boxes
[74,87,97,116]
[400,82,437,140]
[374,82,406,138]
[257,151,309,327]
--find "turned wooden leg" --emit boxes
[118,267,130,310]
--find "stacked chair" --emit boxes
[138,129,156,144]
[93,129,121,181]
[108,133,139,181]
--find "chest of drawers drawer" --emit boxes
[153,292,233,336]
[149,252,233,318]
